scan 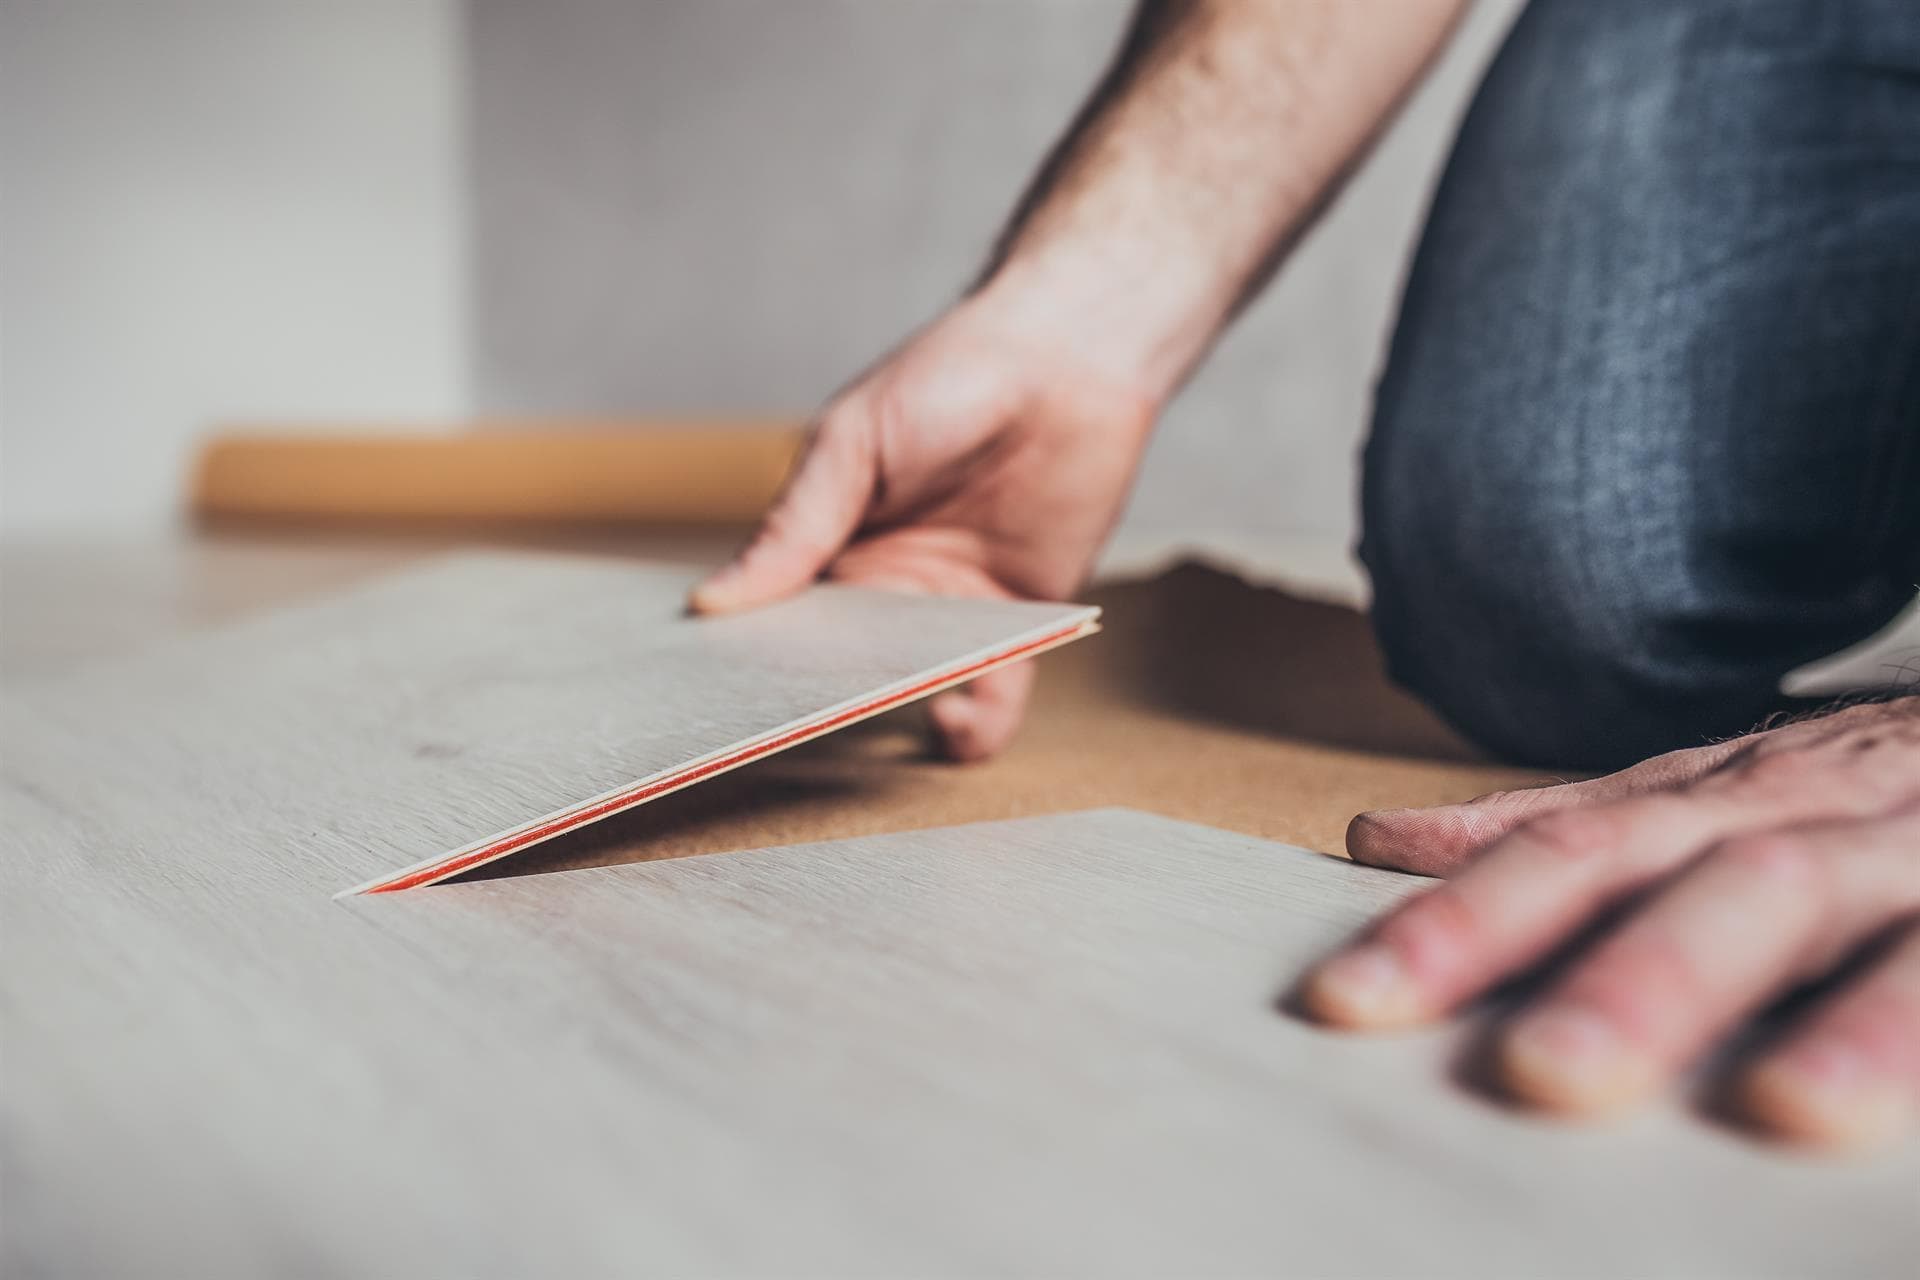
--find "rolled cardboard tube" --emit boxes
[192,421,807,525]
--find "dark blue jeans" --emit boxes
[1363,0,1920,770]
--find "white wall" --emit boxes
[0,0,469,533]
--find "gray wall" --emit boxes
[6,1,1907,670]
[0,0,467,533]
[1,0,1522,595]
[470,0,1527,600]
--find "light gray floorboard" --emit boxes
[5,795,1914,1276]
[4,551,1913,1275]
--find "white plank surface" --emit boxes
[1,550,1095,892]
[4,792,1915,1275]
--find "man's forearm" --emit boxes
[980,0,1469,399]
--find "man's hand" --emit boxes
[689,290,1157,760]
[1303,697,1920,1150]
[691,0,1467,760]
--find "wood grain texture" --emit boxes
[3,550,1094,892]
[0,535,1538,873]
[5,802,1914,1278]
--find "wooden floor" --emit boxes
[9,531,1911,1277]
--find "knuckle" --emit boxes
[1822,986,1920,1062]
[1735,749,1817,789]
[1699,836,1834,971]
[858,382,915,439]
[1377,886,1482,975]
[1516,809,1624,863]
[755,501,806,544]
[806,393,881,458]
[1708,833,1819,883]
[1724,739,1917,813]
[818,399,872,441]
[754,502,834,563]
[1570,933,1702,1035]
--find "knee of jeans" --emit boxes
[1362,511,1781,772]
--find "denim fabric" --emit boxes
[1363,0,1920,770]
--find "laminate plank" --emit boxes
[3,795,1913,1276]
[2,549,1095,892]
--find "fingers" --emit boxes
[1346,786,1577,876]
[1740,921,1920,1151]
[1309,787,1800,1029]
[689,411,877,614]
[927,662,1034,763]
[1498,815,1920,1115]
[1349,736,1750,875]
[1306,769,1920,1032]
[1316,706,1920,1141]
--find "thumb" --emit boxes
[688,415,876,614]
[1346,734,1750,875]
[1346,786,1576,876]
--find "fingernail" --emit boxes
[1744,1042,1912,1151]
[1304,944,1422,1027]
[1344,810,1413,865]
[1502,1006,1645,1111]
[1350,807,1430,838]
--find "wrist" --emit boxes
[970,239,1228,406]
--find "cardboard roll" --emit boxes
[192,421,805,525]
